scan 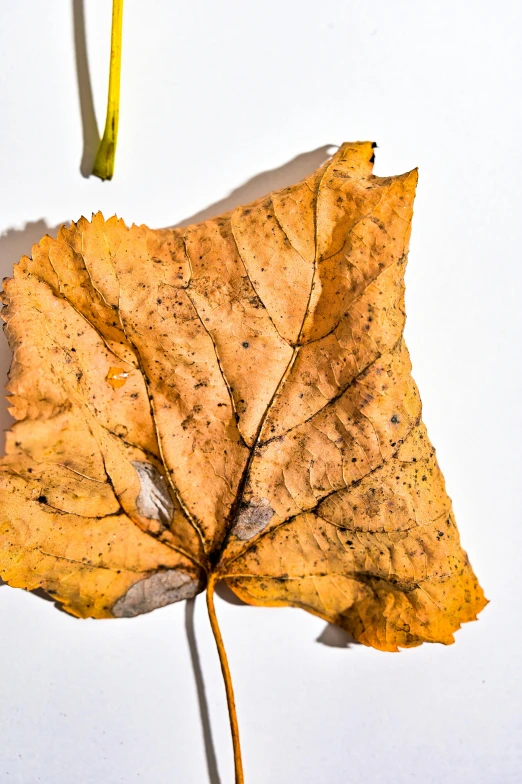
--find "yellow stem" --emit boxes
[206,575,245,783]
[92,0,124,180]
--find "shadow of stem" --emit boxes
[72,0,100,177]
[185,597,222,784]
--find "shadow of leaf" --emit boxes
[316,623,360,649]
[215,582,248,607]
[172,145,335,228]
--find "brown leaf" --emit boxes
[0,142,486,651]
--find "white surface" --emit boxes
[0,1,520,782]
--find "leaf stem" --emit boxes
[206,575,245,783]
[92,0,124,180]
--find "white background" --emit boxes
[0,1,520,782]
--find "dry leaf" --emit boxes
[0,141,485,647]
[0,142,486,779]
